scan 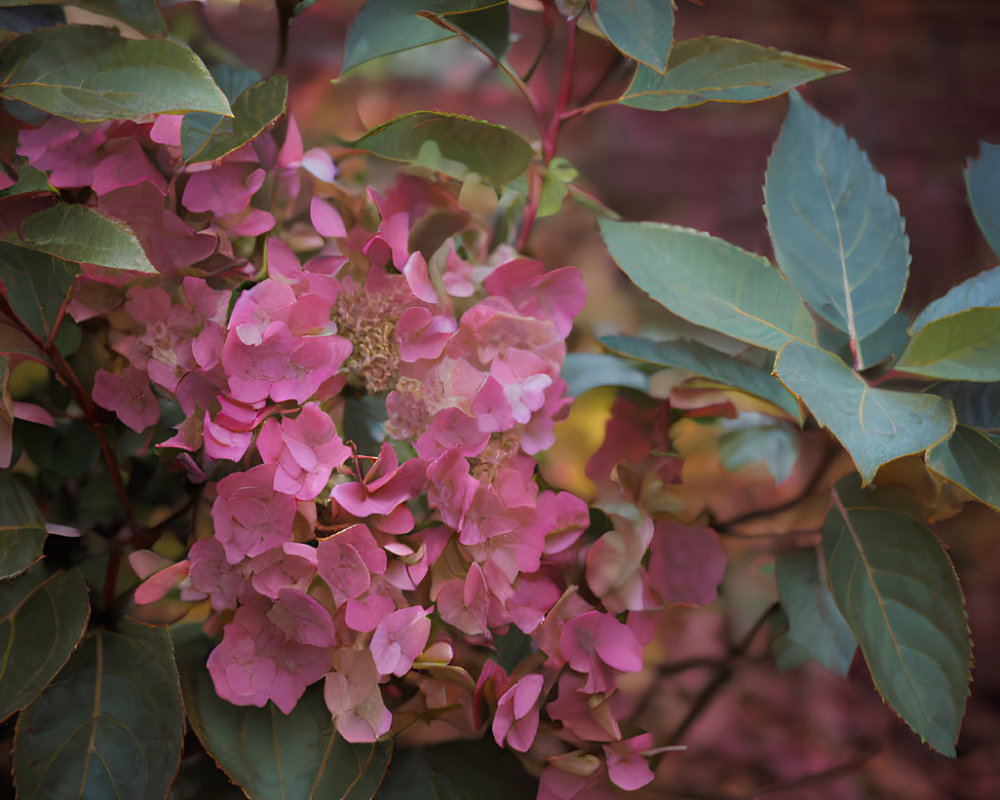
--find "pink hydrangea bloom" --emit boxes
[558,610,644,694]
[371,605,432,677]
[492,673,544,752]
[324,648,392,742]
[211,464,297,564]
[331,442,426,517]
[92,366,160,432]
[257,403,351,500]
[207,594,334,714]
[603,734,655,791]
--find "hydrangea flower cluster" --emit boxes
[11,111,724,798]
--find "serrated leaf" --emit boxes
[561,352,648,396]
[896,307,1000,381]
[774,549,856,675]
[376,739,537,800]
[0,242,79,341]
[350,111,532,186]
[14,618,184,799]
[718,416,801,484]
[966,141,1000,259]
[594,0,672,73]
[765,92,909,369]
[342,0,508,74]
[0,25,231,121]
[0,471,46,580]
[774,340,955,483]
[599,220,815,351]
[182,73,288,163]
[8,203,156,273]
[602,335,801,420]
[823,480,971,756]
[173,624,390,800]
[926,424,1000,511]
[912,265,1000,332]
[0,563,89,722]
[621,36,846,111]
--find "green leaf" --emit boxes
[0,471,46,580]
[764,92,910,369]
[0,242,78,341]
[0,1,168,36]
[173,624,391,800]
[912,265,1000,332]
[342,0,509,74]
[896,307,1000,381]
[14,618,184,798]
[376,739,538,800]
[0,165,55,200]
[561,352,648,396]
[621,36,846,111]
[601,335,802,420]
[78,0,167,35]
[0,563,89,722]
[774,548,856,675]
[182,73,288,163]
[350,111,532,186]
[926,424,1000,511]
[717,415,801,484]
[774,340,955,483]
[489,626,535,673]
[931,382,1000,431]
[594,0,672,73]
[965,141,1000,259]
[0,25,231,121]
[8,203,156,273]
[823,480,971,756]
[599,220,815,351]
[537,157,577,218]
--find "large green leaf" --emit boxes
[14,619,184,799]
[965,141,1000,259]
[8,204,156,273]
[350,111,532,186]
[774,340,955,483]
[896,307,1000,381]
[926,424,1000,511]
[342,0,508,73]
[823,480,971,756]
[0,0,167,35]
[774,548,856,675]
[593,0,672,73]
[0,25,231,121]
[376,739,538,800]
[599,220,815,351]
[601,335,801,420]
[0,564,89,722]
[621,37,846,112]
[173,624,391,800]
[0,242,79,341]
[765,92,909,369]
[0,471,46,580]
[182,73,288,163]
